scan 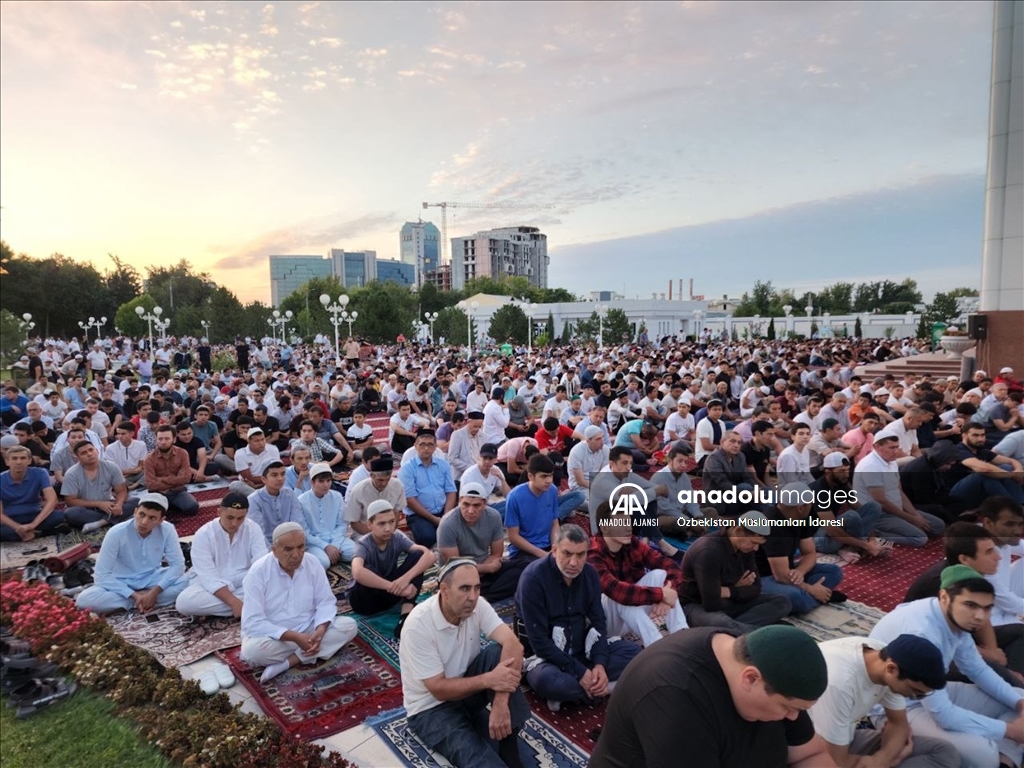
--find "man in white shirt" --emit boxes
[853,434,946,548]
[482,388,510,447]
[810,635,958,768]
[465,380,489,414]
[447,411,484,481]
[566,426,611,511]
[777,423,814,485]
[459,444,511,516]
[399,559,529,768]
[542,386,571,423]
[664,400,696,447]
[103,422,148,488]
[877,408,927,466]
[231,427,282,497]
[176,492,268,618]
[240,522,358,683]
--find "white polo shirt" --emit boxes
[399,593,503,717]
[877,418,918,455]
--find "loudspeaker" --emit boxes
[968,314,987,340]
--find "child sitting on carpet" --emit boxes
[348,499,435,639]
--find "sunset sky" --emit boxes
[0,1,994,304]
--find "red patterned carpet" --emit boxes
[171,487,232,537]
[218,637,403,739]
[836,538,944,612]
[525,690,607,753]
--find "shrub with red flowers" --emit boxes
[1,580,97,651]
[1,579,353,768]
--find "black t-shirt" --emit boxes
[254,416,281,436]
[221,431,246,454]
[904,561,943,603]
[756,511,813,577]
[590,628,814,768]
[741,442,770,483]
[331,407,355,430]
[175,436,205,470]
[945,443,997,486]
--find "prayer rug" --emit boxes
[107,606,241,667]
[839,538,944,612]
[56,527,109,552]
[785,600,887,643]
[0,537,59,570]
[170,486,231,537]
[367,707,590,768]
[217,637,402,739]
[524,691,608,754]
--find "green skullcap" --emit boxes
[939,564,984,591]
[744,626,828,701]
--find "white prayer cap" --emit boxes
[272,521,304,544]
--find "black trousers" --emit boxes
[347,549,426,615]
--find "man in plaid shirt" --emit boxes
[587,506,688,647]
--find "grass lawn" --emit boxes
[0,686,172,768]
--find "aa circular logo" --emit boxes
[608,483,649,516]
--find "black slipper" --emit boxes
[15,677,77,719]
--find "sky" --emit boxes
[0,1,995,305]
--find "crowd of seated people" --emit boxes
[3,331,1023,768]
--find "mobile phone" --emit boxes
[145,613,161,623]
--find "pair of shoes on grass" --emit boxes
[197,662,236,695]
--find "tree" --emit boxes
[350,282,417,343]
[574,312,601,344]
[145,261,215,312]
[279,276,347,338]
[540,287,577,303]
[114,295,160,339]
[603,308,632,344]
[105,254,142,310]
[815,282,854,314]
[767,317,776,340]
[545,312,555,340]
[488,304,529,344]
[854,316,863,338]
[433,306,469,345]
[0,309,24,366]
[926,291,966,326]
[560,321,572,344]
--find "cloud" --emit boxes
[210,211,406,270]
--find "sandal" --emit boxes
[15,677,77,719]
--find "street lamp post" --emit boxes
[319,294,346,360]
[692,309,703,339]
[266,317,277,343]
[135,305,163,350]
[596,304,608,347]
[783,304,793,336]
[270,309,293,344]
[78,316,107,340]
[457,300,479,355]
[522,300,538,354]
[805,303,814,337]
[18,313,35,342]
[200,320,212,341]
[424,312,439,344]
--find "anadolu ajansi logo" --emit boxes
[607,483,650,517]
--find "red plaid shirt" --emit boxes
[587,535,682,607]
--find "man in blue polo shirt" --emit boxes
[397,429,456,548]
[1,445,66,541]
[504,453,561,565]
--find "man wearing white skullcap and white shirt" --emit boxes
[176,491,267,618]
[241,521,358,682]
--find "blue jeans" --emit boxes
[950,470,1024,505]
[407,643,529,768]
[813,502,884,554]
[406,513,440,548]
[0,509,67,542]
[525,638,641,703]
[761,563,843,615]
[557,490,586,521]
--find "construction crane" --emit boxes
[421,201,556,267]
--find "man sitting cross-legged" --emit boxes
[76,492,188,615]
[515,524,642,712]
[587,505,689,648]
[299,462,355,568]
[678,513,792,633]
[347,499,435,639]
[400,558,531,768]
[438,482,527,602]
[240,522,358,683]
[175,491,268,618]
[809,634,960,768]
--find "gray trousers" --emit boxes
[850,728,959,768]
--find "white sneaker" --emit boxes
[213,663,235,689]
[198,669,220,696]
